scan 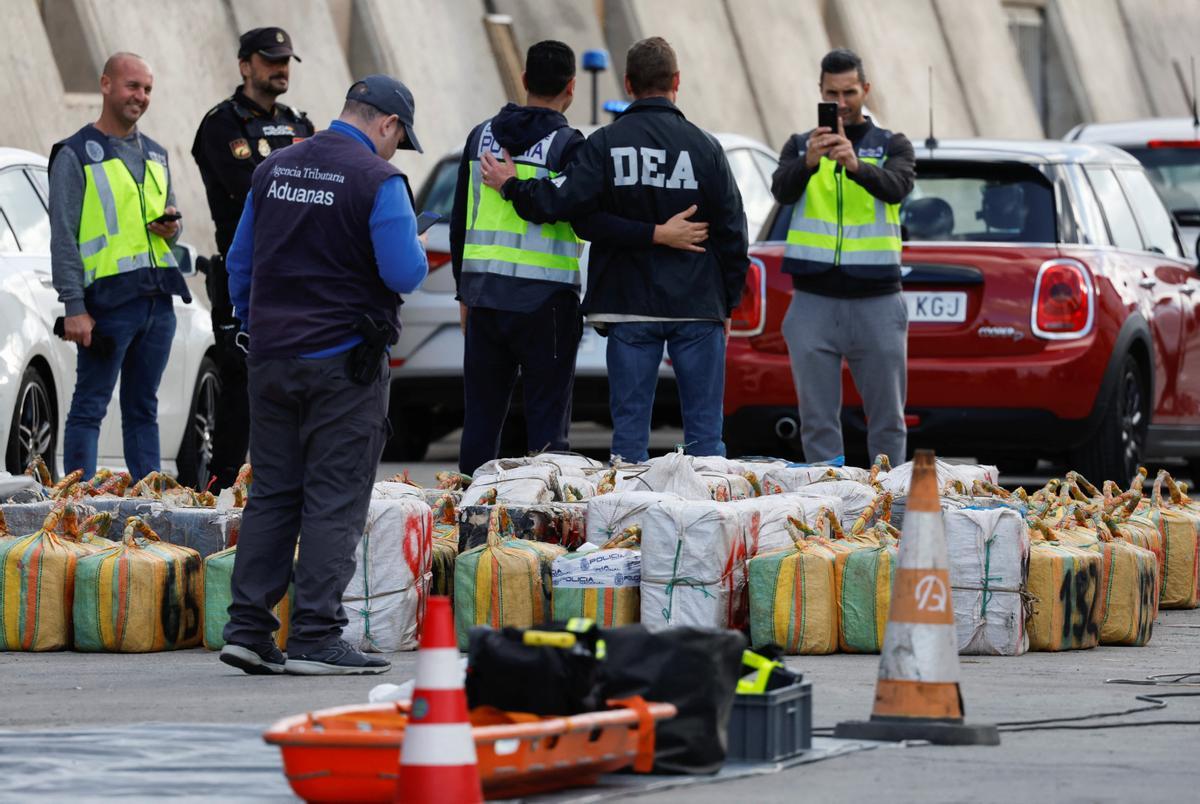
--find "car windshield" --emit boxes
[416,157,458,217]
[1122,146,1200,225]
[902,162,1056,244]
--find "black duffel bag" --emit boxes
[595,625,747,774]
[465,621,603,716]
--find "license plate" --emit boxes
[903,291,967,323]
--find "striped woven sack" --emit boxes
[0,505,112,651]
[1027,523,1102,651]
[747,515,839,655]
[201,547,294,650]
[431,493,459,600]
[73,516,203,652]
[1139,473,1200,609]
[453,506,565,650]
[833,499,897,654]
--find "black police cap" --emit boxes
[238,27,301,62]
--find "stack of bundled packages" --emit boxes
[1,503,116,650]
[341,489,434,652]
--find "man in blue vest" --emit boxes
[49,52,190,482]
[219,76,428,676]
[771,49,915,466]
[451,40,708,475]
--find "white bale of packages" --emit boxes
[0,472,44,503]
[698,471,755,501]
[475,452,603,477]
[342,498,434,652]
[791,479,879,529]
[945,505,1029,656]
[880,459,998,496]
[461,464,559,505]
[613,452,710,500]
[760,464,868,493]
[727,494,842,555]
[371,481,424,499]
[587,492,745,631]
[557,474,599,501]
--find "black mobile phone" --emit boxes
[416,211,442,235]
[54,316,114,355]
[818,102,839,132]
[151,211,182,224]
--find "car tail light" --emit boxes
[426,251,452,271]
[1031,258,1094,339]
[1147,140,1200,149]
[730,257,767,337]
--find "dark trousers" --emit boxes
[223,353,389,654]
[207,329,250,490]
[63,294,176,480]
[458,295,581,475]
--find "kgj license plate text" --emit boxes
[903,291,967,323]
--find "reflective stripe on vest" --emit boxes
[785,155,901,268]
[462,159,581,285]
[78,157,176,288]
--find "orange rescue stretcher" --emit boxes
[263,696,676,802]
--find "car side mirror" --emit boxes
[172,243,198,277]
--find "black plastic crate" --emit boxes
[726,681,812,762]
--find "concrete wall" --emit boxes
[827,0,975,139]
[1,1,76,155]
[933,0,1042,139]
[353,0,507,185]
[726,0,832,151]
[1119,0,1200,118]
[1047,0,1154,124]
[494,0,620,130]
[603,0,768,142]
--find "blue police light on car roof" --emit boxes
[582,49,609,72]
[603,100,631,115]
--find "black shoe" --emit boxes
[285,639,391,676]
[220,642,286,675]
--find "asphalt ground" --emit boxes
[5,425,1198,800]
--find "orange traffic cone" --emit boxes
[835,450,999,745]
[395,596,483,803]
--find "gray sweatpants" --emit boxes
[224,353,389,655]
[781,290,908,466]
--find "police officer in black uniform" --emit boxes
[191,26,314,490]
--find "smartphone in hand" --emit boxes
[818,102,839,132]
[150,211,182,224]
[416,211,442,235]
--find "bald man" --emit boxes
[49,52,192,481]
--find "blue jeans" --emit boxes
[606,320,727,463]
[64,295,176,480]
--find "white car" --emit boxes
[1066,117,1200,257]
[388,131,779,460]
[0,147,217,484]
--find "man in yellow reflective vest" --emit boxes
[49,52,190,480]
[451,40,707,475]
[771,49,915,466]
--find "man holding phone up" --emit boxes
[49,52,189,480]
[771,48,915,466]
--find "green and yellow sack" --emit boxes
[73,516,203,652]
[453,506,565,650]
[201,547,294,650]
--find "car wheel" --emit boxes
[176,356,220,489]
[5,367,56,477]
[383,407,433,462]
[1072,354,1148,486]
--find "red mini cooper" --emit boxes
[724,139,1200,481]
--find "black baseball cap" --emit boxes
[346,75,422,153]
[238,27,301,62]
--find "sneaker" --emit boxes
[285,639,391,676]
[220,642,286,675]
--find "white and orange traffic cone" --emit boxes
[395,596,483,803]
[835,450,999,745]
